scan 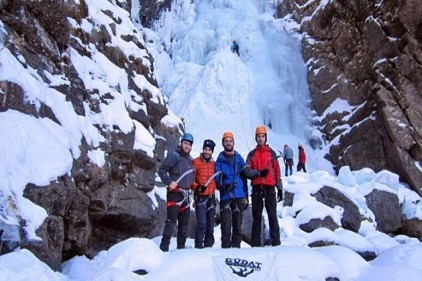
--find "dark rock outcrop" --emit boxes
[314,186,362,232]
[402,218,422,239]
[300,216,339,233]
[0,0,181,268]
[138,0,172,27]
[277,0,422,194]
[365,189,402,234]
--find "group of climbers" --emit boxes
[283,143,307,176]
[158,125,307,251]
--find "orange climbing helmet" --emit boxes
[255,125,267,144]
[222,131,234,141]
[255,125,267,135]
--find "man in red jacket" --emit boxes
[246,125,283,247]
[192,139,217,248]
[297,144,307,173]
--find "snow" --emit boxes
[1,0,422,280]
[5,236,420,281]
[321,98,356,120]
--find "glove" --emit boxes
[197,185,206,194]
[276,179,283,202]
[277,189,283,202]
[260,169,269,177]
[244,197,249,210]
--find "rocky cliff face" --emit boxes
[138,0,172,27]
[0,0,180,269]
[277,0,422,194]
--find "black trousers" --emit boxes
[220,198,246,248]
[160,191,190,251]
[195,195,216,248]
[297,162,307,172]
[251,186,280,247]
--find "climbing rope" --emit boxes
[234,54,251,151]
[247,65,254,144]
[233,50,254,152]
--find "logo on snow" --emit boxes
[225,257,262,277]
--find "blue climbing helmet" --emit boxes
[181,133,194,144]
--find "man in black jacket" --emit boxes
[158,133,195,252]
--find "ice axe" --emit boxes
[193,171,221,207]
[171,168,195,206]
[176,168,195,187]
[264,150,283,169]
[204,171,221,187]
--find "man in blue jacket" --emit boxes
[215,131,257,248]
[158,133,195,252]
[231,40,240,56]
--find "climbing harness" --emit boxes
[193,171,221,207]
[171,187,191,207]
[220,199,241,216]
[195,195,216,213]
[168,168,195,208]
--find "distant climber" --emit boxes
[283,144,294,177]
[231,40,239,56]
[297,144,307,173]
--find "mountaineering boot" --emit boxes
[195,241,204,249]
[159,243,169,252]
[160,235,170,252]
